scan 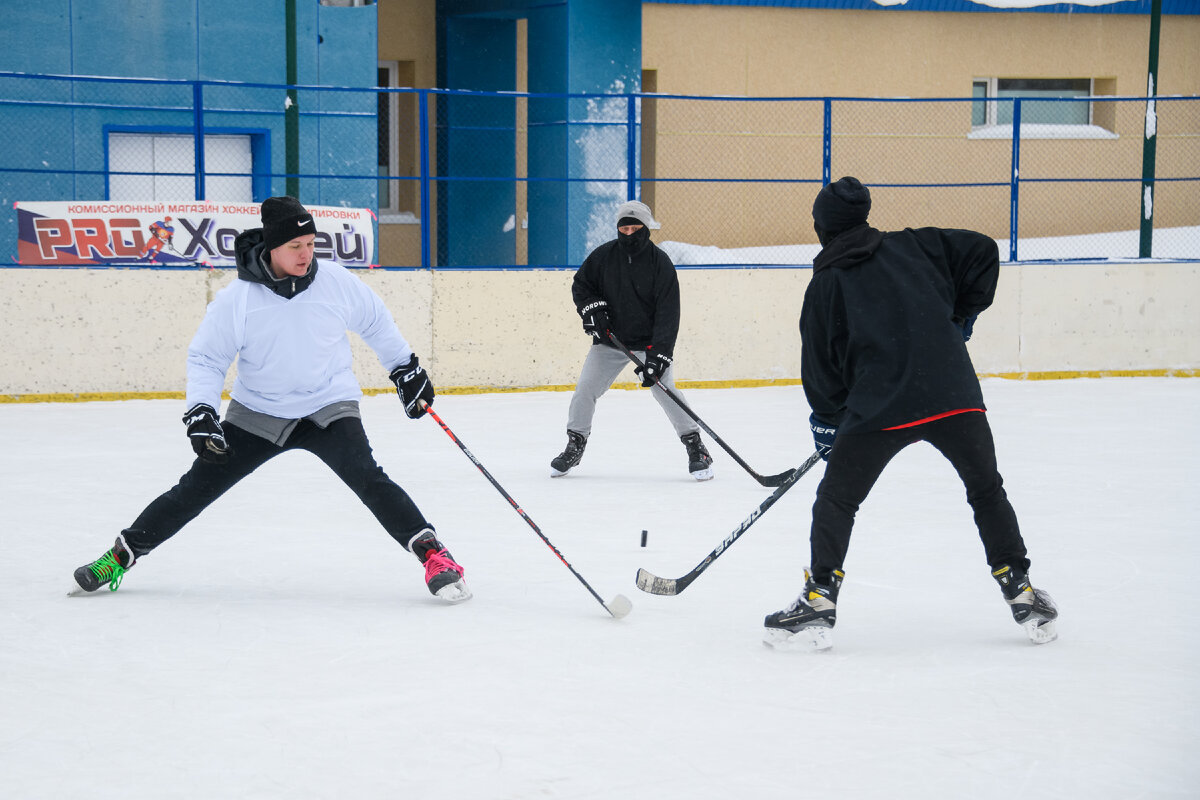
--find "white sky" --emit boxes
[2,377,1197,798]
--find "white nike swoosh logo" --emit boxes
[298,218,310,226]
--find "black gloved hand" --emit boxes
[580,300,612,343]
[953,314,978,342]
[390,355,435,419]
[183,403,233,464]
[809,412,838,461]
[635,349,672,388]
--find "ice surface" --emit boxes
[2,378,1197,798]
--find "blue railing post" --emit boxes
[1008,98,1021,262]
[822,98,832,186]
[627,93,638,200]
[193,81,205,201]
[418,89,431,270]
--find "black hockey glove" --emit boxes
[635,349,672,388]
[183,403,233,464]
[580,300,612,343]
[809,412,838,461]
[391,355,435,419]
[952,314,978,342]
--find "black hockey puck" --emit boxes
[640,529,648,547]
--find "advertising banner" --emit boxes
[14,201,375,267]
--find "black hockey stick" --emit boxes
[424,404,632,619]
[607,333,795,487]
[636,449,823,596]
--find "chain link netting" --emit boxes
[2,72,1197,268]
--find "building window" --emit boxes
[972,78,1094,128]
[378,60,418,219]
[108,132,253,201]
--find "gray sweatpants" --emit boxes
[565,344,700,438]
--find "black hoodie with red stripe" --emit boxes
[800,223,1000,434]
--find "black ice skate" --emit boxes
[681,431,714,481]
[763,568,844,652]
[992,564,1058,644]
[550,430,587,477]
[410,530,471,603]
[69,535,137,595]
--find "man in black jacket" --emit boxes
[549,200,713,481]
[763,177,1057,652]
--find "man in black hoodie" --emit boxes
[763,177,1057,652]
[549,200,714,481]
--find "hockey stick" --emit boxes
[423,404,632,619]
[635,449,823,596]
[606,333,795,487]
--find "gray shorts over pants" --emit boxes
[566,344,700,438]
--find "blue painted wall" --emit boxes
[0,0,377,254]
[438,0,642,267]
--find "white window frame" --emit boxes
[108,132,253,201]
[378,60,402,218]
[969,78,1116,141]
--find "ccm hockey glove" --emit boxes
[809,412,838,461]
[183,403,233,464]
[391,355,435,419]
[636,349,672,388]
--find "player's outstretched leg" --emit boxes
[550,430,588,477]
[992,564,1058,644]
[409,529,471,603]
[70,534,137,595]
[763,568,844,652]
[681,431,714,481]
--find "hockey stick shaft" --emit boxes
[606,333,794,487]
[636,449,823,596]
[423,405,631,619]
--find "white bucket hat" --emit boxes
[615,200,660,230]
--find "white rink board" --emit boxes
[1,261,1198,397]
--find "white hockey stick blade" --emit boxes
[763,625,834,653]
[635,568,679,596]
[606,594,633,619]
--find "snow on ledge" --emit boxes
[969,124,1119,140]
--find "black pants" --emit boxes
[122,417,431,557]
[810,411,1028,581]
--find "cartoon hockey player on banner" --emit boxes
[140,216,175,262]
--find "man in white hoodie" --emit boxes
[70,197,471,603]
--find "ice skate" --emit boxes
[992,564,1058,644]
[410,530,471,603]
[69,535,136,595]
[681,431,714,481]
[550,430,587,477]
[763,568,844,652]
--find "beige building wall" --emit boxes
[377,0,439,267]
[641,4,1200,249]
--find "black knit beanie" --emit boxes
[812,177,871,241]
[261,196,318,251]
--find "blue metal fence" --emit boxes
[1,71,1196,269]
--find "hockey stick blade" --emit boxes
[758,468,797,488]
[635,568,693,597]
[606,594,634,619]
[606,333,793,488]
[635,450,823,596]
